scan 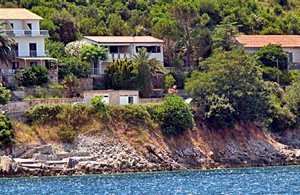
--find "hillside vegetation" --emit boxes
[2,0,300,66]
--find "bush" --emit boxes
[58,57,91,79]
[0,82,11,105]
[164,74,175,91]
[26,104,63,124]
[157,95,194,136]
[58,124,76,143]
[205,94,236,129]
[91,96,107,112]
[169,71,187,89]
[109,104,152,127]
[0,114,14,148]
[16,65,49,87]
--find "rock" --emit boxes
[0,156,14,174]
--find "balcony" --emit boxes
[107,53,131,61]
[0,69,17,76]
[30,50,37,57]
[1,30,49,37]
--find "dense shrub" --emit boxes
[91,96,107,112]
[58,57,91,79]
[58,124,76,143]
[0,82,11,105]
[205,94,236,129]
[157,95,194,136]
[26,104,63,124]
[109,104,152,127]
[16,65,49,87]
[164,74,175,91]
[0,114,14,148]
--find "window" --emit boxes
[12,43,18,57]
[30,62,37,66]
[10,23,14,29]
[128,96,134,104]
[29,43,37,57]
[288,52,293,64]
[12,62,19,69]
[136,46,161,53]
[109,46,119,53]
[27,23,32,30]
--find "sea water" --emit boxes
[0,166,299,194]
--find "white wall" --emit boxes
[14,37,46,57]
[6,20,40,35]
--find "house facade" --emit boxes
[0,8,56,77]
[236,35,300,69]
[78,36,164,76]
[83,90,139,105]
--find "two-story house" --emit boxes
[236,35,300,70]
[0,8,56,76]
[78,36,164,76]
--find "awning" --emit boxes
[17,57,57,61]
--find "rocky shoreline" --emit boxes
[1,132,300,178]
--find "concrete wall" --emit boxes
[0,98,83,113]
[83,90,139,105]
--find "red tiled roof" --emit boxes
[236,35,300,48]
[84,36,164,44]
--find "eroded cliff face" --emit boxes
[1,121,300,177]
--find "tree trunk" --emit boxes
[186,25,191,68]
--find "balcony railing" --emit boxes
[107,53,131,61]
[30,50,37,57]
[0,69,17,76]
[1,30,49,37]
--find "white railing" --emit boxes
[0,69,17,76]
[107,53,131,61]
[2,30,49,37]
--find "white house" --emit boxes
[0,8,56,75]
[83,90,139,105]
[236,35,300,69]
[78,36,164,76]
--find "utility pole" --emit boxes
[277,58,280,85]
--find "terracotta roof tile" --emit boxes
[0,8,43,20]
[84,36,164,44]
[236,35,300,48]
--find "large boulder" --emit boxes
[0,156,14,174]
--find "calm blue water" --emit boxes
[0,166,299,194]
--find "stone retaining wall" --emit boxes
[0,98,83,113]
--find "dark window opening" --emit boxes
[29,43,37,57]
[136,46,161,53]
[128,96,134,104]
[10,23,14,29]
[45,60,51,69]
[12,43,18,56]
[30,62,37,66]
[109,46,119,53]
[12,62,19,69]
[27,23,32,30]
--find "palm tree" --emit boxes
[0,25,15,65]
[131,47,166,75]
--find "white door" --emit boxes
[120,96,128,105]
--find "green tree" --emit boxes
[45,40,66,59]
[212,21,237,51]
[157,95,194,136]
[0,25,15,65]
[0,114,14,148]
[80,44,108,64]
[16,65,49,87]
[105,59,139,90]
[0,83,11,105]
[164,74,175,91]
[58,57,91,79]
[257,44,288,70]
[131,47,166,75]
[186,49,269,127]
[62,74,80,97]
